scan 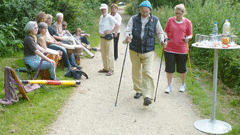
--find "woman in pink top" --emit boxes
[164,4,192,94]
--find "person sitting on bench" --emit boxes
[45,14,70,45]
[73,27,100,51]
[23,21,59,80]
[53,13,77,45]
[37,22,79,70]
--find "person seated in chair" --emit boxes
[72,27,100,51]
[37,22,80,70]
[53,13,77,45]
[45,14,70,45]
[23,21,58,80]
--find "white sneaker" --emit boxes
[165,85,172,94]
[179,83,186,92]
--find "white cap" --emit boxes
[100,3,108,9]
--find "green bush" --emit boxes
[0,22,23,57]
[152,0,240,93]
[0,0,50,38]
[0,0,101,57]
[125,0,141,15]
[50,0,100,33]
[0,0,50,57]
[149,0,184,9]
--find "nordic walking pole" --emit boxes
[186,41,194,85]
[115,35,130,106]
[154,48,164,102]
[154,48,162,61]
[154,36,169,102]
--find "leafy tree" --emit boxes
[0,0,101,57]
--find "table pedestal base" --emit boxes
[194,119,232,134]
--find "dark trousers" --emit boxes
[113,33,120,60]
[81,36,90,45]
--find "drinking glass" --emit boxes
[195,34,201,43]
[217,34,222,47]
[230,35,238,46]
[203,35,209,46]
[199,35,204,45]
[209,35,214,47]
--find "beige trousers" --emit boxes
[100,38,114,71]
[130,50,155,99]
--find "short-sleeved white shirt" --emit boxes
[110,12,122,33]
[99,14,119,35]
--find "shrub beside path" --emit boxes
[45,7,205,135]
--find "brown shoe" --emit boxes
[106,70,114,76]
[98,68,108,73]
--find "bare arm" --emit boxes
[81,33,90,38]
[46,48,60,55]
[34,50,56,65]
[37,37,47,49]
[36,44,47,53]
[53,35,63,41]
[45,35,60,45]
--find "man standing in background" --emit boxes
[98,3,120,76]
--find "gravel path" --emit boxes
[45,7,205,135]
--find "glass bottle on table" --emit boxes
[212,21,218,47]
[222,19,231,47]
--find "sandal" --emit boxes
[106,70,114,76]
[98,68,108,73]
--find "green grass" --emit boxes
[81,11,101,58]
[0,17,100,134]
[0,53,74,134]
[155,44,240,134]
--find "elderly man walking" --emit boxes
[98,3,120,76]
[124,0,166,106]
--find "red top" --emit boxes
[164,17,192,54]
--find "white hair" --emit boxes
[24,21,37,32]
[56,13,64,18]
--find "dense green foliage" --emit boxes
[0,22,23,57]
[0,0,100,57]
[149,0,184,9]
[125,0,141,15]
[125,0,185,15]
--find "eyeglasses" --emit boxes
[140,11,150,14]
[175,13,183,15]
[33,27,38,30]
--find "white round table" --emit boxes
[192,43,240,134]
